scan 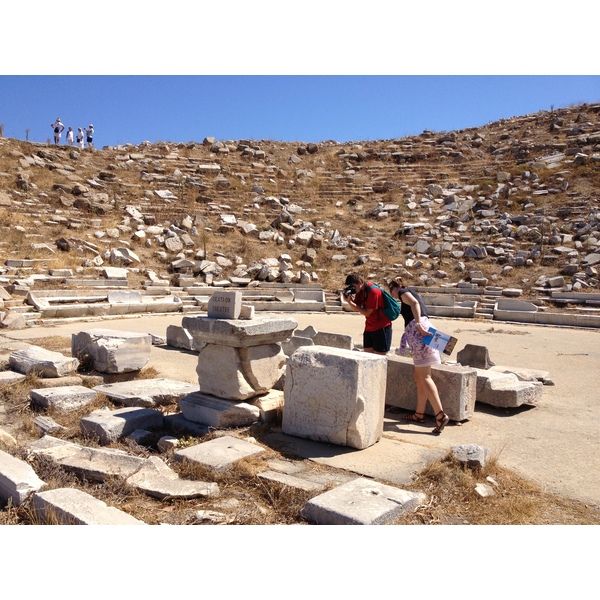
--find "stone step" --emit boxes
[476,305,495,314]
[325,306,345,313]
[3,304,37,313]
[475,312,494,320]
[2,299,28,308]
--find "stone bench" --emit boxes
[27,291,182,318]
[422,294,478,318]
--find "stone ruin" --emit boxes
[0,291,553,524]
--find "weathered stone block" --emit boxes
[166,324,196,351]
[71,329,152,373]
[301,477,427,525]
[474,368,543,407]
[0,371,26,388]
[313,331,353,350]
[282,345,387,450]
[385,356,477,422]
[252,389,284,423]
[196,343,285,400]
[9,345,79,378]
[174,435,264,471]
[0,449,46,507]
[239,343,286,394]
[456,344,495,369]
[32,488,145,525]
[207,291,242,319]
[452,444,491,468]
[196,345,255,400]
[80,406,164,444]
[27,435,146,482]
[182,315,297,348]
[124,456,219,500]
[179,391,260,427]
[0,311,27,330]
[93,378,199,407]
[30,385,98,413]
[282,335,314,356]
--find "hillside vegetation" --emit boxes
[0,102,598,303]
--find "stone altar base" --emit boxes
[182,315,296,401]
[282,345,387,450]
[196,343,286,400]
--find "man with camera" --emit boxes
[343,272,392,355]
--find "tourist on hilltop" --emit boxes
[76,127,85,149]
[342,272,392,356]
[65,126,74,146]
[85,124,94,149]
[50,118,65,144]
[388,277,449,435]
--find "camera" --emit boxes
[343,285,356,297]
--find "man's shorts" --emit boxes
[363,325,392,353]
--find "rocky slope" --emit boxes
[1,102,599,321]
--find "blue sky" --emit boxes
[1,75,598,147]
[1,3,598,148]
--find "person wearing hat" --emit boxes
[50,118,65,145]
[84,124,94,149]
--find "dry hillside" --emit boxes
[0,101,599,316]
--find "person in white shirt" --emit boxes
[76,128,85,149]
[51,118,65,144]
[66,126,74,145]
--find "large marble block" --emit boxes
[80,406,164,444]
[0,449,46,507]
[301,477,426,525]
[182,315,297,348]
[93,378,199,408]
[30,385,98,413]
[179,391,260,428]
[473,368,543,407]
[174,435,264,472]
[385,356,477,422]
[196,343,286,400]
[71,329,152,373]
[282,345,387,450]
[9,345,79,378]
[33,488,145,525]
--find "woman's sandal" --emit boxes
[432,411,450,434]
[402,412,426,423]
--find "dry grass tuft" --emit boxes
[27,336,72,353]
[132,366,161,380]
[171,444,311,524]
[395,453,600,525]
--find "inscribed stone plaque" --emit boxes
[207,291,242,319]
